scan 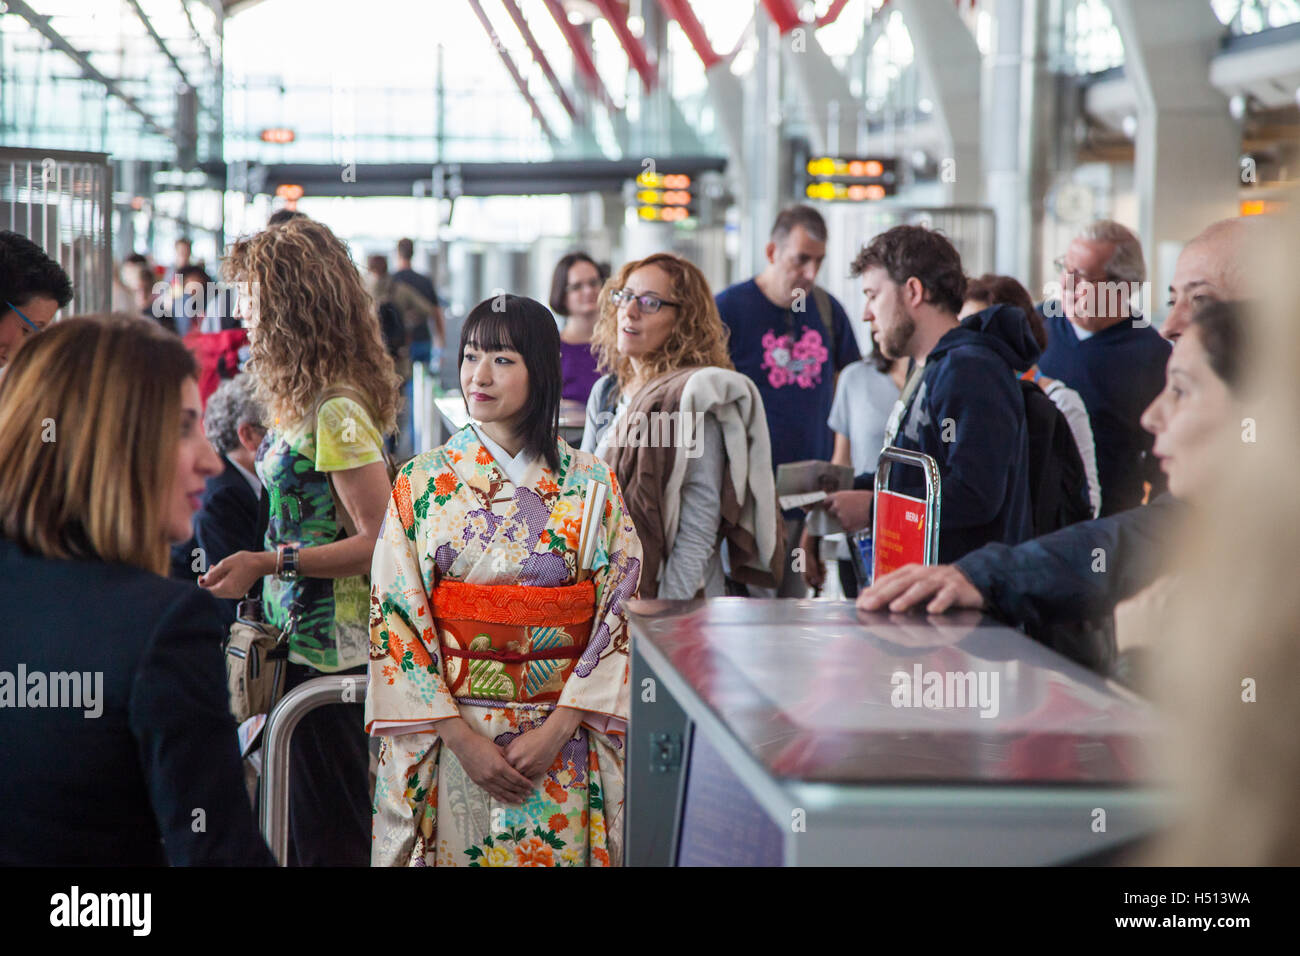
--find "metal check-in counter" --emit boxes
[626,599,1163,866]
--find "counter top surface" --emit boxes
[628,598,1158,787]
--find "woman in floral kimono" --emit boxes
[367,294,643,867]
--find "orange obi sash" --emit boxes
[432,579,596,705]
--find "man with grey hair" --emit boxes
[194,374,267,624]
[1039,219,1171,516]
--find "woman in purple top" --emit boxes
[549,251,608,404]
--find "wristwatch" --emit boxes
[276,542,301,581]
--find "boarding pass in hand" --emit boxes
[778,490,829,511]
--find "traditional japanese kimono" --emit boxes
[366,424,642,867]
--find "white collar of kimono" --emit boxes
[469,422,537,487]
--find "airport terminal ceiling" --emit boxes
[1,1,1297,303]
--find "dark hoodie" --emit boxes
[856,304,1040,563]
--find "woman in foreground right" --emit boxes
[1150,210,1300,865]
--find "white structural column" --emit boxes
[1106,0,1239,304]
[703,66,749,188]
[894,0,983,204]
[738,18,786,278]
[773,23,859,156]
[985,0,1027,277]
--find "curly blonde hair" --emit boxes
[592,252,732,389]
[223,218,400,434]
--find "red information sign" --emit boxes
[872,489,928,578]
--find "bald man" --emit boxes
[853,219,1253,673]
[1162,217,1252,341]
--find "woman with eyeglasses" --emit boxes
[581,253,784,600]
[548,252,609,405]
[0,230,73,370]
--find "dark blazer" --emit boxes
[194,454,263,626]
[0,536,275,866]
[955,493,1184,672]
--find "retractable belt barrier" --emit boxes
[258,674,369,866]
[871,446,942,581]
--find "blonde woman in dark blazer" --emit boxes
[0,315,273,866]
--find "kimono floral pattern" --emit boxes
[367,425,642,867]
[760,327,830,389]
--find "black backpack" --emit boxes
[377,301,407,360]
[1020,379,1091,536]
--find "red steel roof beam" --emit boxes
[468,0,557,141]
[656,0,722,70]
[542,0,619,111]
[591,0,658,92]
[817,0,851,28]
[500,0,582,123]
[760,0,803,34]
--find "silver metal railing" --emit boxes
[872,446,943,578]
[258,674,369,866]
[0,147,112,315]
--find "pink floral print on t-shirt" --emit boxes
[760,327,829,389]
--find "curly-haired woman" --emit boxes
[199,217,401,866]
[580,252,784,599]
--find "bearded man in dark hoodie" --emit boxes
[824,225,1039,563]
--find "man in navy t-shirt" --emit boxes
[715,205,861,596]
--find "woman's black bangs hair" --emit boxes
[460,302,518,355]
[460,294,563,471]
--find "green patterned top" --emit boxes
[256,395,385,672]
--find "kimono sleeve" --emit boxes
[365,466,460,735]
[370,733,439,867]
[557,469,643,734]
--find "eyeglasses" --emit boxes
[1053,256,1108,286]
[610,288,680,314]
[5,301,42,335]
[566,278,603,293]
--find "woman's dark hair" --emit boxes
[460,294,562,471]
[548,252,608,317]
[267,208,305,227]
[851,225,966,316]
[0,230,73,310]
[964,272,1045,350]
[179,265,212,287]
[1190,300,1248,391]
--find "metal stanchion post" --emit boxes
[258,674,368,866]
